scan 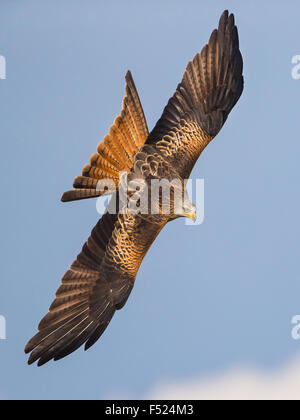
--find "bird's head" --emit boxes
[182,201,197,222]
[171,189,197,222]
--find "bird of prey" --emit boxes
[25,10,243,366]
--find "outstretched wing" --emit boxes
[25,211,118,366]
[146,10,244,178]
[25,204,163,366]
[62,71,149,202]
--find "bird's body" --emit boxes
[25,10,244,366]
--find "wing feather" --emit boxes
[25,211,119,366]
[146,10,244,178]
[62,71,149,202]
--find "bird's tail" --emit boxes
[61,71,149,202]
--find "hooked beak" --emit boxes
[184,211,196,222]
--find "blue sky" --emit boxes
[1,0,300,400]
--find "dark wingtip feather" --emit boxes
[61,189,101,202]
[125,69,133,82]
[219,10,229,29]
[146,9,244,144]
[208,28,218,46]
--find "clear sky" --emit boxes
[1,0,300,400]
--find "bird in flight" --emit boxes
[25,10,243,366]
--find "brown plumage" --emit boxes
[61,71,149,202]
[25,10,244,366]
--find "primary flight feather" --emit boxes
[25,10,243,366]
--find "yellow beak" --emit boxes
[185,211,196,220]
